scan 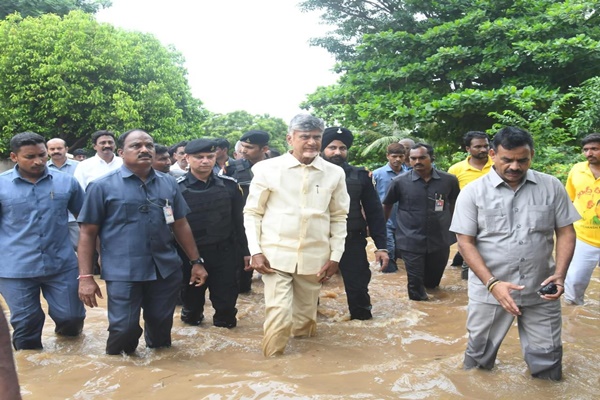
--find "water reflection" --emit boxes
[4,252,599,399]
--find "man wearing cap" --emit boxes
[244,114,350,356]
[321,127,389,320]
[77,129,208,355]
[223,129,270,293]
[176,139,249,328]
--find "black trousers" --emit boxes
[181,240,238,327]
[400,248,449,300]
[338,234,372,320]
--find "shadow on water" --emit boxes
[3,245,599,399]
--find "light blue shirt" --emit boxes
[0,166,84,278]
[78,166,190,281]
[372,163,406,228]
[47,158,79,222]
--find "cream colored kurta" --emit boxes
[244,152,350,275]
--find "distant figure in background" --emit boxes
[233,141,244,160]
[0,132,85,350]
[74,130,123,189]
[77,129,207,355]
[383,143,460,301]
[321,127,388,320]
[169,140,188,178]
[372,143,407,273]
[564,133,600,305]
[0,304,21,400]
[244,114,350,356]
[152,144,172,174]
[267,148,281,158]
[398,138,416,171]
[447,131,493,279]
[224,130,271,293]
[47,138,80,250]
[73,148,88,161]
[213,138,234,175]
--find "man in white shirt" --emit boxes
[169,141,188,178]
[74,130,122,189]
[244,114,350,357]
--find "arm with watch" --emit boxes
[172,218,208,287]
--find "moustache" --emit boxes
[102,147,113,151]
[138,153,152,159]
[51,153,62,156]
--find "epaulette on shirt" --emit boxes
[176,175,187,183]
[217,174,238,183]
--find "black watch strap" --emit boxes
[189,257,204,266]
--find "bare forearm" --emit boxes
[78,225,99,275]
[457,234,494,284]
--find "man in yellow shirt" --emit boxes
[564,133,600,305]
[448,131,493,279]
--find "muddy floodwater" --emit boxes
[3,246,599,399]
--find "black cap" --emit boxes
[240,130,270,146]
[185,139,218,154]
[321,127,353,150]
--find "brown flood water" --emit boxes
[3,244,599,400]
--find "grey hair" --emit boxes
[288,114,324,134]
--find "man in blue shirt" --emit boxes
[47,138,80,249]
[0,132,86,350]
[372,143,407,272]
[77,129,208,355]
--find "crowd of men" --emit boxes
[1,114,599,385]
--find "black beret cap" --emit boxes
[240,130,270,146]
[185,138,218,154]
[321,127,353,150]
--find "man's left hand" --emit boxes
[317,260,339,283]
[539,274,565,300]
[376,251,390,272]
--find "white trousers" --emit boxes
[564,238,600,305]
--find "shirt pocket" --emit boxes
[50,192,70,224]
[526,205,555,233]
[479,208,508,234]
[3,197,33,224]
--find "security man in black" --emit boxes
[321,127,389,320]
[222,130,270,293]
[177,139,249,328]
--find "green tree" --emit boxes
[0,11,207,153]
[0,0,111,19]
[301,0,600,174]
[199,111,289,154]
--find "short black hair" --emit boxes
[387,143,405,155]
[581,133,600,147]
[117,129,149,148]
[91,130,116,145]
[73,148,87,156]
[463,131,489,148]
[10,132,45,153]
[492,127,534,150]
[154,144,169,155]
[169,140,188,156]
[411,142,434,160]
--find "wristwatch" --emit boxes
[189,257,204,266]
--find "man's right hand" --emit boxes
[251,253,275,274]
[490,281,524,316]
[78,277,103,308]
[190,264,208,287]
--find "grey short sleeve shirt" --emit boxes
[450,168,580,306]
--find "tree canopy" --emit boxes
[0,0,111,19]
[0,11,207,153]
[301,0,600,177]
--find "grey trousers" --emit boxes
[464,299,563,380]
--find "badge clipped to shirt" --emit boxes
[163,199,175,224]
[434,194,444,212]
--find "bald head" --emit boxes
[47,138,69,165]
[399,138,415,149]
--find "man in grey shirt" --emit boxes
[450,127,580,380]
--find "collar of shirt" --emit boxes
[93,153,119,166]
[47,158,78,169]
[464,155,493,171]
[119,164,157,184]
[488,167,538,189]
[12,165,51,184]
[410,168,441,182]
[282,152,326,171]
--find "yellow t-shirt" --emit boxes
[565,161,600,246]
[447,156,493,189]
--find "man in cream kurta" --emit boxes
[244,114,350,357]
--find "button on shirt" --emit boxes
[383,169,460,253]
[73,154,123,189]
[0,166,84,278]
[450,168,580,306]
[47,158,79,222]
[244,152,350,274]
[78,166,190,281]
